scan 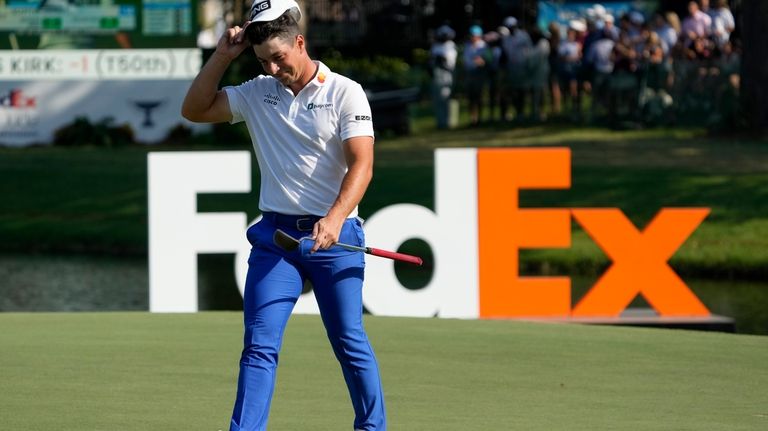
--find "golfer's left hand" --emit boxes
[310,216,344,252]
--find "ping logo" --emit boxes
[252,0,271,15]
[355,115,371,121]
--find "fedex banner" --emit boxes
[148,148,710,319]
[0,49,208,146]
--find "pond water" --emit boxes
[1,254,765,335]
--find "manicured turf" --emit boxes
[0,312,766,430]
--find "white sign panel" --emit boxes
[0,49,207,146]
[147,149,479,318]
[0,49,202,80]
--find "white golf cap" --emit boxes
[569,19,587,32]
[242,0,302,31]
[503,16,518,28]
[593,4,607,17]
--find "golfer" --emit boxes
[181,1,385,430]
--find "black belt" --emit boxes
[262,212,322,232]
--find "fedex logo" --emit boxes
[0,88,36,108]
[148,148,710,319]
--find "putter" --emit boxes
[273,229,423,266]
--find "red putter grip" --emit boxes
[367,248,423,266]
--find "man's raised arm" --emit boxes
[182,27,250,123]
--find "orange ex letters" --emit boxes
[477,148,709,318]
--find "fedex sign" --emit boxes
[148,148,710,319]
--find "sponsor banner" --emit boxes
[147,149,710,319]
[0,49,202,80]
[0,80,208,146]
[0,49,206,146]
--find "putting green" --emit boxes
[1,312,765,430]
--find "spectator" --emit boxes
[580,18,602,95]
[709,0,735,48]
[682,1,712,45]
[609,30,640,123]
[500,16,532,122]
[484,29,505,122]
[526,27,550,122]
[463,24,491,126]
[652,12,678,56]
[666,11,682,39]
[633,23,653,62]
[629,10,646,34]
[603,14,619,41]
[684,35,714,62]
[558,22,583,120]
[716,39,740,84]
[618,12,641,42]
[430,24,458,129]
[639,31,673,123]
[584,30,615,120]
[547,21,563,116]
[712,38,741,127]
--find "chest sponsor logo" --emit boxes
[307,102,333,110]
[263,93,280,105]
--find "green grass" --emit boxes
[0,312,765,430]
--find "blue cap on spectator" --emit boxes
[470,25,483,36]
[436,24,456,40]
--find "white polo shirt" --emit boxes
[225,61,374,217]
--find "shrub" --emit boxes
[52,117,134,147]
[321,50,423,91]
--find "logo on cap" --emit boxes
[252,0,271,16]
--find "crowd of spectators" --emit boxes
[429,0,740,129]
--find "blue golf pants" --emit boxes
[230,214,386,431]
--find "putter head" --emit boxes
[273,229,301,251]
